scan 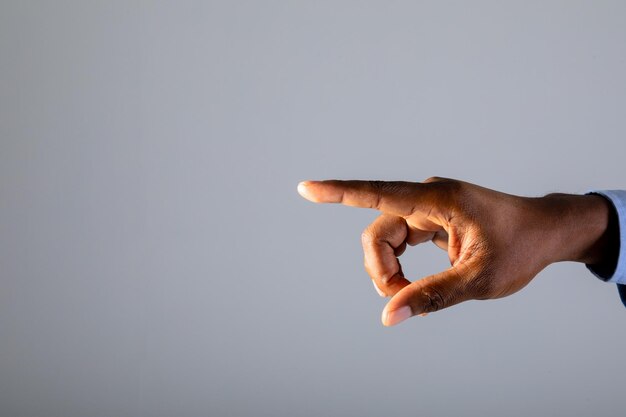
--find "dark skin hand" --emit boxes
[297,177,613,326]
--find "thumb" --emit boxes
[381,267,470,326]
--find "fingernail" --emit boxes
[383,306,412,326]
[298,181,315,201]
[418,313,428,317]
[372,280,386,297]
[297,182,309,197]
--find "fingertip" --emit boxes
[297,181,315,201]
[381,305,412,326]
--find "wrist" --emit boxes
[539,193,615,265]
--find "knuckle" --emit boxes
[368,180,412,195]
[423,176,462,189]
[423,176,445,183]
[366,180,417,214]
[438,178,463,193]
[424,177,467,209]
[367,180,385,208]
[361,229,375,246]
[379,270,396,284]
[367,180,386,190]
[420,286,447,313]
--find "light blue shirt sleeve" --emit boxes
[585,190,626,306]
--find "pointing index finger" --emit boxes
[297,180,423,216]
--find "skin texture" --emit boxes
[297,177,614,326]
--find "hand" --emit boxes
[297,177,612,326]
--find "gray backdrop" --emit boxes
[1,1,625,416]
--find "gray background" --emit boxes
[1,1,625,416]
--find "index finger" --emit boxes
[297,180,427,216]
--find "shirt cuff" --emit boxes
[585,190,626,284]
